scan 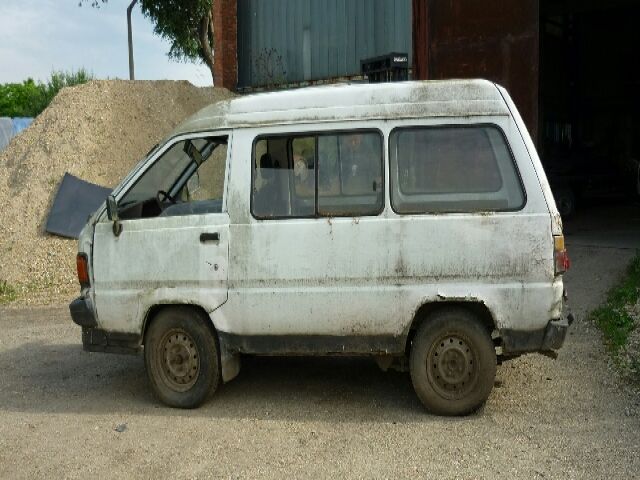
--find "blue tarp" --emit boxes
[0,117,34,151]
[12,117,33,135]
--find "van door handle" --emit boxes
[200,232,220,243]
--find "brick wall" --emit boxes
[212,0,238,90]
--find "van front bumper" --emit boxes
[69,296,97,327]
[500,314,574,355]
[69,296,140,355]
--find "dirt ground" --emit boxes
[0,242,639,479]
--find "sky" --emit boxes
[0,0,212,86]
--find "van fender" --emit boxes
[139,292,240,383]
[403,292,500,346]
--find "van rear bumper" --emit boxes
[500,314,574,355]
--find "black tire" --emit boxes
[554,187,576,218]
[410,308,496,416]
[144,306,220,408]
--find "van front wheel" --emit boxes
[410,308,496,415]
[144,307,220,408]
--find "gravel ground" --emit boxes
[0,244,639,479]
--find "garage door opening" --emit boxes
[540,0,640,217]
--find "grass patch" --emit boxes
[592,254,640,383]
[0,279,62,305]
[0,280,18,304]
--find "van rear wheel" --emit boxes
[144,306,220,408]
[410,308,496,415]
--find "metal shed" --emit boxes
[237,0,412,89]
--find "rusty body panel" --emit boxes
[413,0,540,142]
[411,0,429,80]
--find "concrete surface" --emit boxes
[564,201,640,250]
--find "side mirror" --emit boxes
[106,195,122,236]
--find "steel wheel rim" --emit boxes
[156,328,200,392]
[426,333,479,400]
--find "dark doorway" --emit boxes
[540,0,640,216]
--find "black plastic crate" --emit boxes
[361,52,409,83]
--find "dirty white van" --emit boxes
[70,80,572,415]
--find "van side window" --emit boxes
[318,133,383,216]
[118,136,228,220]
[252,131,383,219]
[389,126,525,213]
[292,137,316,201]
[252,138,286,217]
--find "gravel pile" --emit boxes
[0,80,234,304]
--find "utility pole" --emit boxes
[127,0,138,80]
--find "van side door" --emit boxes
[92,132,232,334]
[221,126,404,353]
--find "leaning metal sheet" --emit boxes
[45,173,111,239]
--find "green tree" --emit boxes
[0,69,93,117]
[0,79,42,117]
[83,0,216,84]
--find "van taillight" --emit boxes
[77,253,90,288]
[554,235,570,275]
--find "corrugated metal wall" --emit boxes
[237,0,412,88]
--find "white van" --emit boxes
[70,80,572,415]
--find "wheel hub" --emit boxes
[439,349,467,382]
[427,334,477,399]
[159,330,200,392]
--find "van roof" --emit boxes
[172,79,509,136]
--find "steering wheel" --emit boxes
[156,190,177,205]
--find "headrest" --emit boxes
[260,153,273,169]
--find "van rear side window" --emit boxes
[389,125,525,213]
[252,131,384,219]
